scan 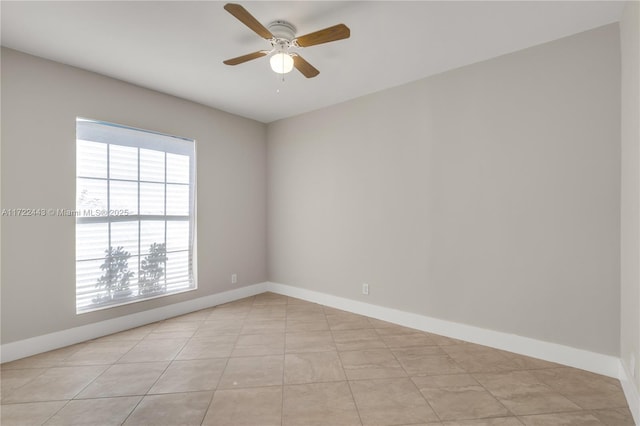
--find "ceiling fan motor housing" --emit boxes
[268,20,296,42]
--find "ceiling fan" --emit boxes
[223,3,350,78]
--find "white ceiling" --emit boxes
[1,1,625,123]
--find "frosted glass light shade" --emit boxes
[270,53,294,74]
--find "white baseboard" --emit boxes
[3,281,637,422]
[265,282,621,379]
[619,360,640,425]
[0,281,628,386]
[0,282,268,363]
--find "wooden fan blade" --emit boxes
[295,23,350,47]
[223,51,268,65]
[293,55,320,78]
[224,3,273,39]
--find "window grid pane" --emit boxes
[140,182,165,215]
[77,140,107,179]
[109,145,138,180]
[140,149,165,182]
[76,118,196,313]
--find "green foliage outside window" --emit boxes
[139,243,168,296]
[94,246,133,303]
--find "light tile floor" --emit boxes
[0,292,634,425]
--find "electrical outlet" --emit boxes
[362,283,369,295]
[231,273,237,284]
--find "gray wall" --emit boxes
[1,48,268,344]
[268,24,621,355]
[1,22,626,360]
[620,1,640,392]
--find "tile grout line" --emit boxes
[122,307,219,425]
[460,369,516,420]
[333,318,365,426]
[386,339,445,424]
[281,296,289,426]
[1,292,634,426]
[106,321,181,425]
[31,345,111,425]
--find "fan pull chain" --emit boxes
[281,53,286,82]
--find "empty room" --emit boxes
[1,1,639,425]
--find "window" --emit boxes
[75,118,196,313]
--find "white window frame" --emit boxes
[75,118,197,314]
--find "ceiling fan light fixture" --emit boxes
[270,52,294,74]
[223,4,350,78]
